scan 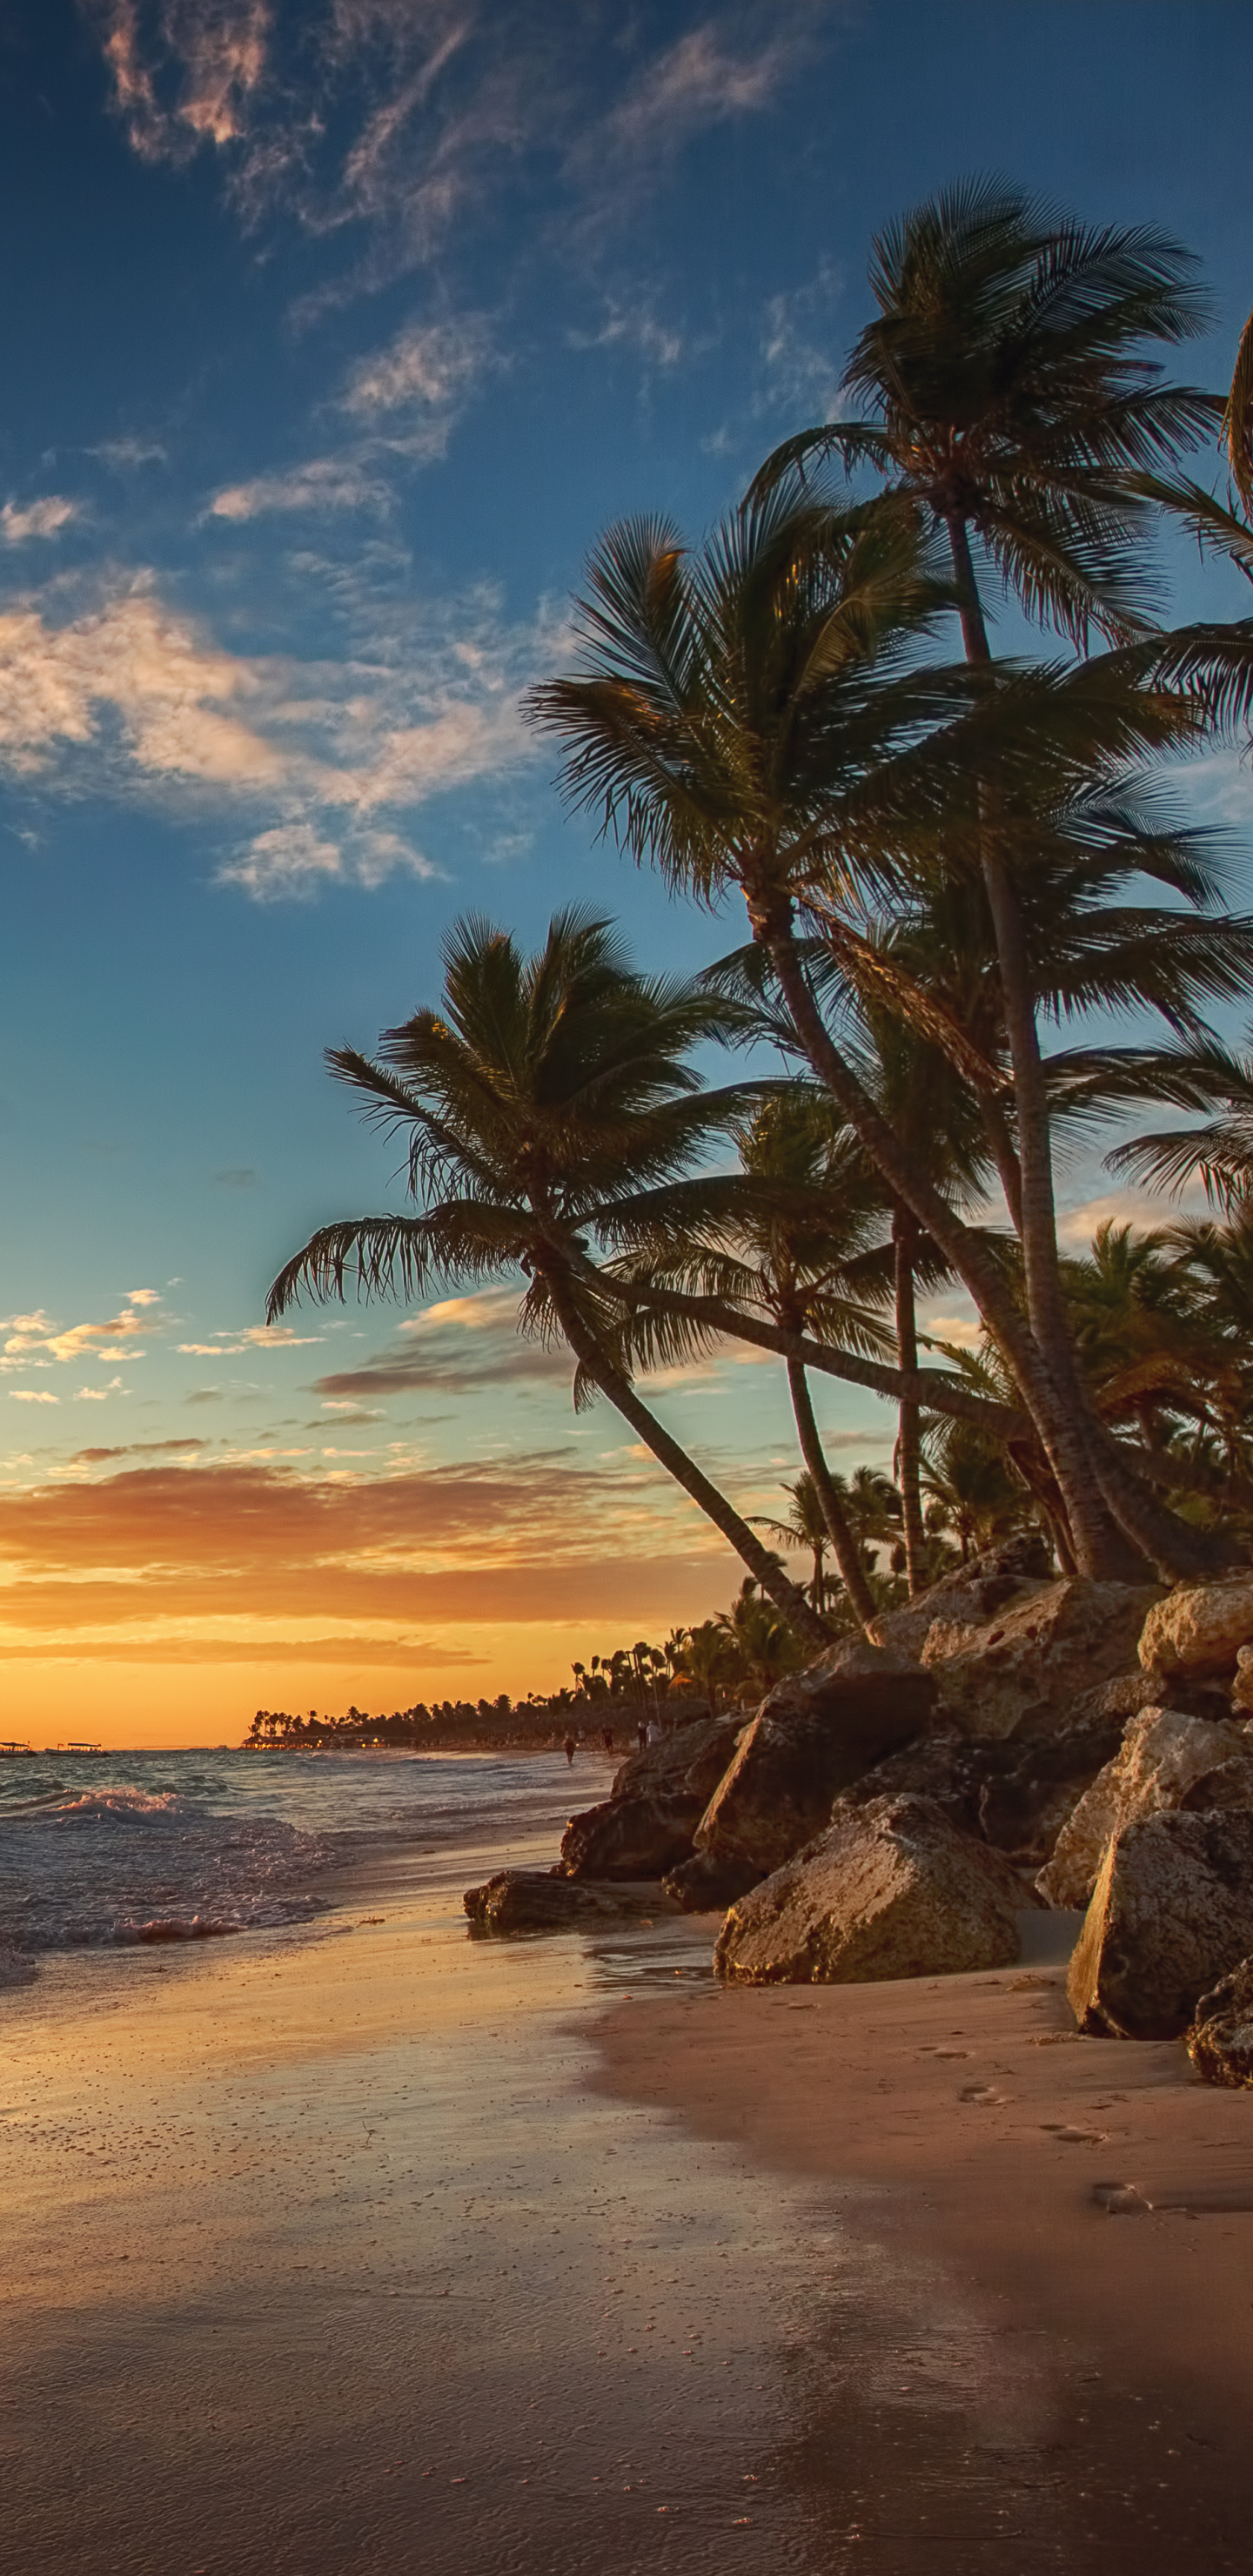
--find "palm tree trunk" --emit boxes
[786,1358,880,1636]
[944,509,1225,1582]
[892,1211,928,1596]
[545,1270,831,1654]
[760,908,1140,1578]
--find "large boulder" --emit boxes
[660,1848,765,1915]
[694,1647,937,1880]
[558,1791,704,1881]
[1188,1957,1253,2087]
[1038,1706,1251,1909]
[714,1793,1033,1987]
[1179,1751,1253,1812]
[1138,1575,1253,1684]
[918,1579,1162,1742]
[465,1870,676,1933]
[1068,1808,1253,2039]
[977,1709,1129,1868]
[608,1711,745,1808]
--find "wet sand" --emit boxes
[596,1919,1253,2572]
[5,1842,1253,2575]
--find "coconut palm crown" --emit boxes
[266,907,830,1647]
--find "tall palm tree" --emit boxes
[751,179,1229,1580]
[266,909,830,1650]
[527,486,1224,1577]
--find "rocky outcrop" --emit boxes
[1179,1752,1253,1811]
[557,1712,747,1883]
[660,1849,765,1914]
[918,1579,1162,1742]
[1138,1575,1253,1684]
[714,1793,1033,1986]
[694,1649,937,1881]
[1188,1958,1253,2086]
[559,1792,704,1881]
[465,1870,677,1932]
[1068,1808,1253,2039]
[1038,1706,1252,1909]
[609,1711,745,1808]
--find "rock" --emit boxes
[609,1712,744,1808]
[661,1849,765,1914]
[464,1870,677,1933]
[714,1793,1032,1986]
[919,1579,1163,1743]
[1067,1808,1253,2039]
[694,1651,937,1880]
[559,1791,705,1881]
[978,1711,1129,1868]
[867,1534,1056,1664]
[1232,1645,1253,1713]
[1188,1957,1253,2086]
[1179,1752,1253,1811]
[1038,1706,1251,1909]
[834,1727,1001,1837]
[1138,1575,1253,1683]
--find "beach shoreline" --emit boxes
[6,1775,1253,2574]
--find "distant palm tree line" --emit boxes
[268,180,1253,1646]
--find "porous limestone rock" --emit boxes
[559,1792,704,1882]
[1067,1808,1253,2039]
[1038,1706,1251,1909]
[918,1580,1162,1742]
[1138,1576,1253,1683]
[977,1711,1129,1867]
[464,1870,675,1932]
[714,1792,1031,1987]
[694,1651,937,1881]
[1188,1957,1253,2086]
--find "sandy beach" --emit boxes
[5,1816,1253,2576]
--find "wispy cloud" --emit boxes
[0,570,543,895]
[567,302,686,370]
[207,454,389,520]
[2,497,80,542]
[177,1324,323,1355]
[312,1290,570,1400]
[340,312,497,450]
[86,0,271,164]
[590,19,804,168]
[90,436,169,471]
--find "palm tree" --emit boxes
[527,486,1226,1578]
[748,178,1229,1575]
[754,1470,836,1610]
[266,909,830,1650]
[670,1618,739,1715]
[716,1577,806,1699]
[921,1422,1028,1563]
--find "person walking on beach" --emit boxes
[601,1727,613,1755]
[636,1716,649,1751]
[563,1734,576,1766]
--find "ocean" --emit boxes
[0,1743,610,1989]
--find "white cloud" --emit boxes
[207,456,389,521]
[10,1389,59,1404]
[177,1325,323,1354]
[91,437,168,470]
[597,23,796,161]
[340,314,496,446]
[2,497,80,543]
[0,572,541,896]
[568,305,686,370]
[0,1295,155,1369]
[921,1312,984,1352]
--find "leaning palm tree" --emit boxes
[266,909,829,1649]
[527,485,1224,1577]
[749,180,1228,1573]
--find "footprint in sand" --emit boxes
[961,2083,1011,2105]
[1041,2123,1109,2143]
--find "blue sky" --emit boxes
[0,0,1250,1741]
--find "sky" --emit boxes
[0,0,1250,1746]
